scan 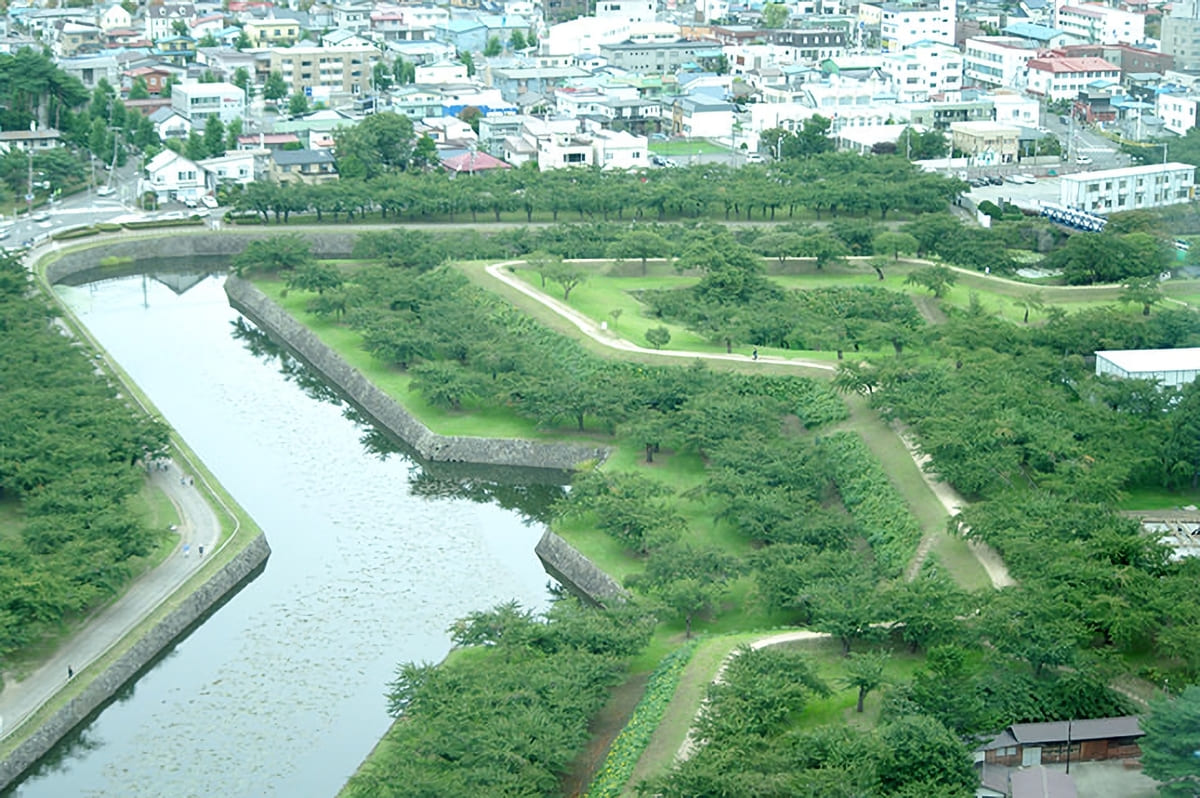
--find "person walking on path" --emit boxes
[752,348,758,361]
[67,666,73,680]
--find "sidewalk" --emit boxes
[0,459,219,741]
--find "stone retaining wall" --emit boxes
[535,531,627,607]
[0,533,271,791]
[225,276,609,471]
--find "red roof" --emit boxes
[440,151,511,173]
[1027,56,1120,73]
[1059,4,1105,17]
[237,133,301,145]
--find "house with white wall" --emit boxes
[1158,92,1200,135]
[671,95,735,138]
[145,4,196,43]
[880,0,956,51]
[590,128,648,169]
[171,80,246,125]
[502,117,594,169]
[198,148,269,190]
[141,149,205,203]
[990,89,1041,126]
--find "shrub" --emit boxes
[51,226,99,240]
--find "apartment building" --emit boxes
[879,0,956,52]
[502,117,594,169]
[598,39,723,73]
[671,95,735,138]
[270,44,378,101]
[964,36,1038,89]
[1163,0,1200,70]
[1055,3,1145,44]
[1060,162,1194,213]
[243,17,299,46]
[881,42,962,101]
[1025,55,1120,100]
[171,80,246,124]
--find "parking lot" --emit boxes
[964,174,1063,212]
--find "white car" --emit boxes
[1075,156,1093,165]
[201,196,219,209]
[97,186,116,197]
[31,211,50,222]
[745,152,764,163]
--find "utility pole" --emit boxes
[26,121,35,217]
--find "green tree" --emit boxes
[627,543,740,637]
[457,105,483,134]
[225,117,243,151]
[873,231,918,262]
[202,115,225,157]
[128,76,150,100]
[904,264,956,298]
[288,93,309,117]
[878,715,977,796]
[607,228,669,275]
[184,129,207,161]
[458,50,476,77]
[232,234,313,276]
[263,70,288,101]
[762,1,789,27]
[1120,275,1163,316]
[1013,290,1045,323]
[646,326,672,349]
[483,35,502,57]
[509,29,527,50]
[372,61,393,92]
[285,260,343,294]
[1138,685,1200,798]
[332,112,416,179]
[231,66,252,96]
[545,260,588,300]
[841,651,889,712]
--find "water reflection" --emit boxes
[10,267,559,797]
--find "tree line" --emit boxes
[0,251,169,661]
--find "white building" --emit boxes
[1060,162,1195,214]
[963,36,1038,89]
[414,60,469,83]
[672,95,735,138]
[1096,348,1200,389]
[595,0,656,24]
[1025,55,1120,101]
[145,3,195,43]
[590,128,648,169]
[141,149,205,203]
[881,42,962,101]
[1157,92,1200,135]
[989,89,1041,126]
[502,117,593,169]
[98,3,132,32]
[1055,4,1145,44]
[171,80,246,125]
[880,0,956,52]
[197,148,269,189]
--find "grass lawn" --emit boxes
[649,140,728,156]
[1119,485,1200,511]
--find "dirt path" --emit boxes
[484,261,1013,588]
[675,631,829,764]
[0,458,221,741]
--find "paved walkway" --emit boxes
[0,459,219,741]
[484,261,1013,588]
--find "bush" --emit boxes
[586,641,699,798]
[95,222,122,232]
[121,218,204,230]
[818,430,923,576]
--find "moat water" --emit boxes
[6,270,562,797]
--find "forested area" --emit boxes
[341,600,656,797]
[0,251,169,661]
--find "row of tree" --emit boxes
[0,251,169,660]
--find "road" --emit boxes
[0,459,220,740]
[483,260,1013,589]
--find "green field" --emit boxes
[648,140,728,156]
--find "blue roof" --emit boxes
[1003,22,1063,41]
[1023,0,1049,9]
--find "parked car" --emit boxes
[31,211,50,222]
[1075,155,1093,165]
[201,195,219,209]
[0,228,10,240]
[650,154,668,166]
[745,152,764,163]
[96,185,116,197]
[650,133,669,141]
[988,175,1004,185]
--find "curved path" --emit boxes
[0,459,220,741]
[484,261,1012,588]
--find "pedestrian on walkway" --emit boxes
[752,348,758,361]
[67,666,73,680]
[184,543,190,558]
[198,545,204,558]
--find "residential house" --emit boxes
[765,28,850,61]
[59,53,121,90]
[488,64,590,102]
[990,89,1041,126]
[1002,21,1070,48]
[106,27,151,48]
[881,42,962,102]
[57,21,102,56]
[590,127,648,170]
[332,1,372,33]
[0,127,62,154]
[198,147,268,190]
[1055,43,1174,76]
[434,18,488,53]
[1025,55,1121,101]
[477,14,532,46]
[146,4,197,43]
[188,13,226,39]
[153,36,198,67]
[243,16,299,46]
[269,148,339,185]
[671,95,735,138]
[149,107,192,138]
[415,59,469,83]
[142,149,205,202]
[1157,92,1200,134]
[386,85,447,118]
[502,117,593,169]
[478,114,526,155]
[599,39,722,74]
[440,149,511,173]
[98,3,133,32]
[126,66,175,95]
[236,133,302,150]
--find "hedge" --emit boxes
[585,640,700,798]
[121,218,204,230]
[51,226,99,241]
[95,222,122,232]
[818,430,923,577]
